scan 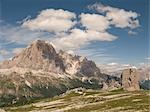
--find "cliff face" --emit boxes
[0,40,65,73]
[0,40,102,78]
[58,50,102,78]
[121,68,140,91]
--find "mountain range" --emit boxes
[0,40,148,107]
[0,40,122,106]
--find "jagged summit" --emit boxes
[0,40,65,73]
[29,39,56,54]
[0,40,102,77]
[27,39,57,60]
[0,40,137,107]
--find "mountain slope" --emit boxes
[0,40,112,107]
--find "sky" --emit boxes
[0,0,149,67]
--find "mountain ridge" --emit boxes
[0,40,104,79]
[0,40,143,107]
[0,40,113,106]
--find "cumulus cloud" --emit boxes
[51,12,118,51]
[20,7,140,52]
[52,29,117,50]
[79,13,110,32]
[22,9,76,33]
[88,3,140,29]
[0,5,140,62]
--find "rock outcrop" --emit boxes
[121,68,140,91]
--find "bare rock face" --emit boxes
[0,40,65,73]
[121,68,140,91]
[58,50,82,75]
[78,58,101,77]
[0,40,102,78]
[58,50,102,78]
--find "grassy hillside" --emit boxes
[2,89,149,112]
[0,73,102,107]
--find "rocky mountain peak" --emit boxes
[59,50,85,62]
[28,39,57,59]
[14,39,58,62]
[0,40,103,78]
[0,40,65,73]
[59,50,74,59]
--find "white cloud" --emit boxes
[0,22,117,60]
[20,7,139,52]
[0,24,54,60]
[128,30,137,35]
[0,6,140,63]
[0,24,53,44]
[52,12,118,51]
[22,9,76,33]
[75,48,120,64]
[80,13,110,32]
[99,63,134,76]
[145,57,150,60]
[107,62,118,66]
[52,28,117,50]
[88,3,140,29]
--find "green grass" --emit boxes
[67,90,150,112]
[3,89,150,112]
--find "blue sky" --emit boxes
[0,0,149,66]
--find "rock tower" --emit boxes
[121,68,140,91]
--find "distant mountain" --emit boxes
[99,64,150,80]
[0,40,119,106]
[138,65,150,80]
[140,80,150,90]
